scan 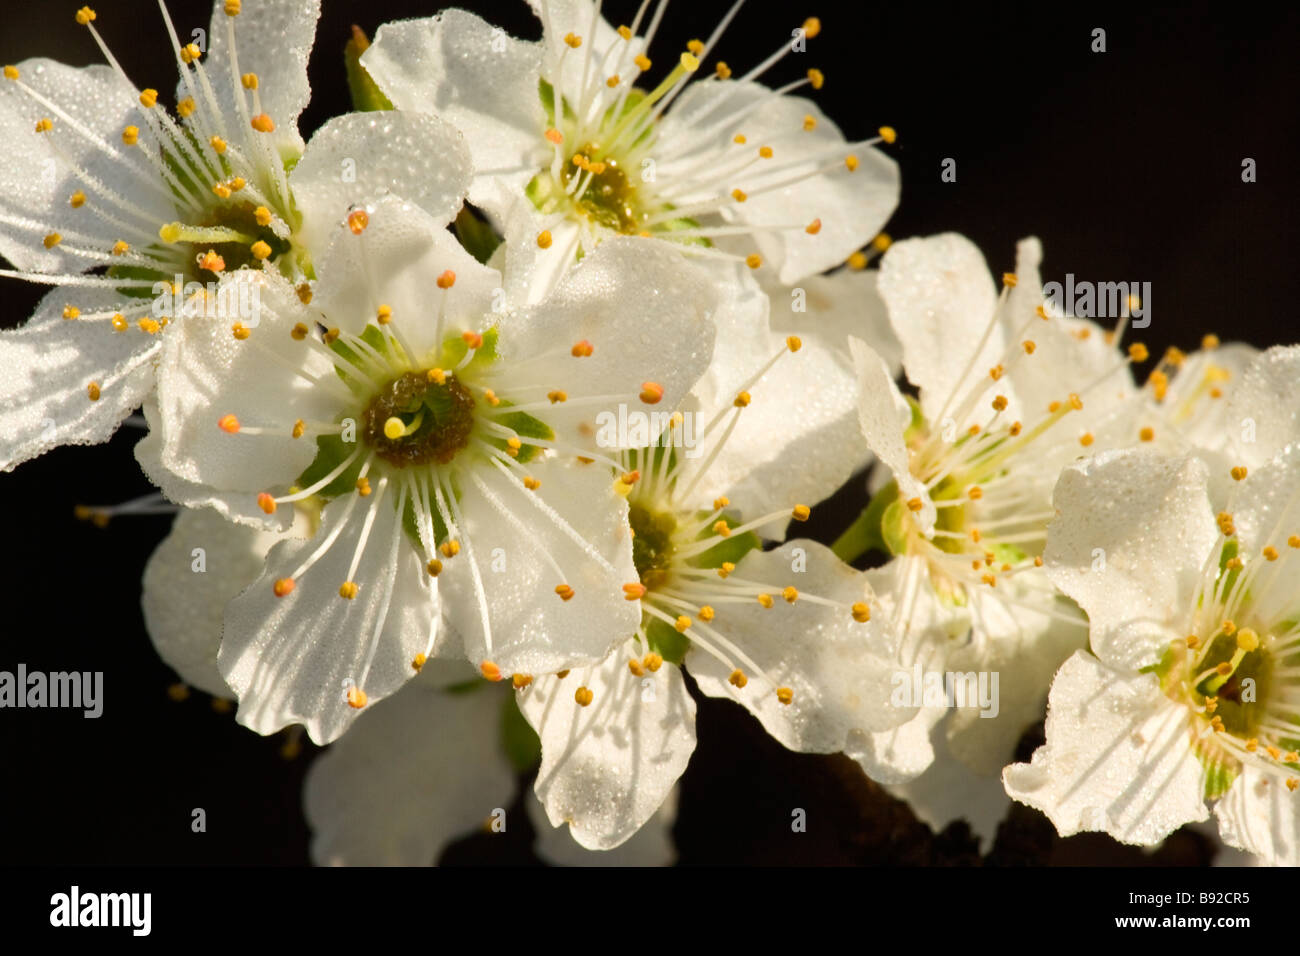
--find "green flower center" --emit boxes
[630,502,678,588]
[361,371,476,467]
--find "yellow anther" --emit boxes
[411,654,426,673]
[1202,334,1220,350]
[1022,340,1037,354]
[212,182,232,200]
[992,395,1008,412]
[382,416,405,440]
[427,368,447,385]
[547,389,568,404]
[757,593,774,609]
[224,0,241,14]
[354,476,371,496]
[232,322,250,340]
[627,658,645,678]
[675,615,691,632]
[805,218,822,235]
[639,381,665,404]
[555,584,575,602]
[480,660,503,682]
[802,17,822,38]
[875,126,898,145]
[712,520,732,538]
[790,504,811,523]
[537,229,552,249]
[758,145,774,159]
[731,188,748,202]
[376,304,392,324]
[287,322,309,342]
[1078,432,1095,447]
[218,414,241,434]
[1216,662,1233,676]
[1068,393,1083,411]
[680,51,700,71]
[75,7,97,25]
[523,476,541,491]
[436,269,457,289]
[606,74,620,88]
[776,687,793,706]
[807,68,824,89]
[575,686,594,706]
[180,43,202,64]
[782,586,799,604]
[1237,628,1260,652]
[250,113,274,133]
[86,382,101,401]
[687,38,705,55]
[346,687,367,709]
[1185,634,1200,650]
[2,66,18,80]
[643,653,663,672]
[745,253,762,269]
[1231,465,1248,481]
[254,206,272,226]
[1128,342,1150,362]
[1035,304,1050,320]
[177,97,196,117]
[425,558,442,577]
[1139,426,1155,442]
[544,127,563,145]
[505,436,522,455]
[42,231,62,249]
[906,497,923,512]
[844,154,859,172]
[511,673,533,690]
[847,251,868,270]
[981,573,997,587]
[62,305,79,320]
[138,317,161,335]
[714,496,730,509]
[110,314,127,332]
[718,562,735,579]
[256,492,276,515]
[440,540,461,558]
[733,134,747,145]
[250,240,272,260]
[851,602,871,623]
[228,177,246,192]
[338,581,359,600]
[699,605,715,622]
[734,390,751,407]
[290,419,305,439]
[1289,535,1300,548]
[715,61,731,79]
[617,25,632,40]
[728,669,748,688]
[564,32,582,48]
[167,682,190,702]
[241,72,259,90]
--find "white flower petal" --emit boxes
[877,233,1005,427]
[0,59,167,273]
[495,237,717,450]
[0,287,157,471]
[305,673,516,865]
[1214,766,1300,867]
[849,706,947,785]
[309,196,500,359]
[518,639,695,851]
[528,784,678,866]
[219,489,435,744]
[1225,345,1300,469]
[141,271,340,528]
[439,455,639,675]
[662,81,898,284]
[289,112,471,257]
[682,267,890,527]
[141,506,299,698]
[886,727,1011,850]
[1003,650,1209,845]
[1044,448,1217,670]
[849,335,935,535]
[363,11,544,219]
[200,0,319,133]
[687,540,913,751]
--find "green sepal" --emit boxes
[345,26,394,112]
[454,206,503,265]
[644,615,689,665]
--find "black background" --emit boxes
[0,0,1297,866]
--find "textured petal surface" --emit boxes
[219,487,435,744]
[529,785,678,866]
[290,111,471,256]
[1044,449,1218,670]
[305,673,516,865]
[1003,651,1208,845]
[519,642,696,851]
[0,287,157,471]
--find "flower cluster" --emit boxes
[2,0,1294,866]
